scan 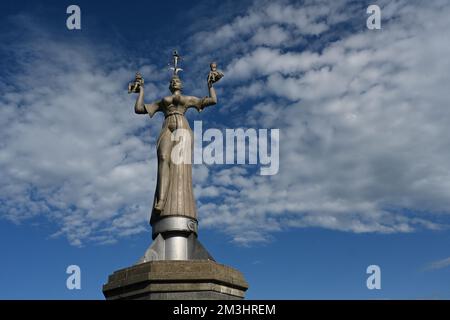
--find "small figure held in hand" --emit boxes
[128,72,144,93]
[207,62,224,87]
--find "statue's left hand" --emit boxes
[207,71,224,87]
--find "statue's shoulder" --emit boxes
[181,95,199,104]
[161,95,172,105]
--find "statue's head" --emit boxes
[169,75,183,93]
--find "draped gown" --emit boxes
[145,94,208,225]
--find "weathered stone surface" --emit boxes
[103,260,248,300]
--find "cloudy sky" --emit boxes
[1,0,450,299]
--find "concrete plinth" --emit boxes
[102,260,249,300]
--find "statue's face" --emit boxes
[170,77,183,92]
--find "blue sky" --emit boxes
[1,0,450,299]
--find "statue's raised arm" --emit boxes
[186,62,223,112]
[129,72,161,117]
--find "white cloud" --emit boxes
[191,0,450,244]
[425,257,450,271]
[189,0,351,54]
[2,0,450,247]
[0,22,163,245]
[250,25,290,46]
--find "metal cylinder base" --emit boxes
[152,216,198,239]
[138,216,214,263]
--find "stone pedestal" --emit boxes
[103,260,248,300]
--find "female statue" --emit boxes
[131,57,221,225]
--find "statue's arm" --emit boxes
[134,85,161,118]
[186,84,217,112]
[144,101,161,118]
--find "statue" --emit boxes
[102,52,248,300]
[129,50,223,261]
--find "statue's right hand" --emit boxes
[128,76,144,94]
[134,72,144,88]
